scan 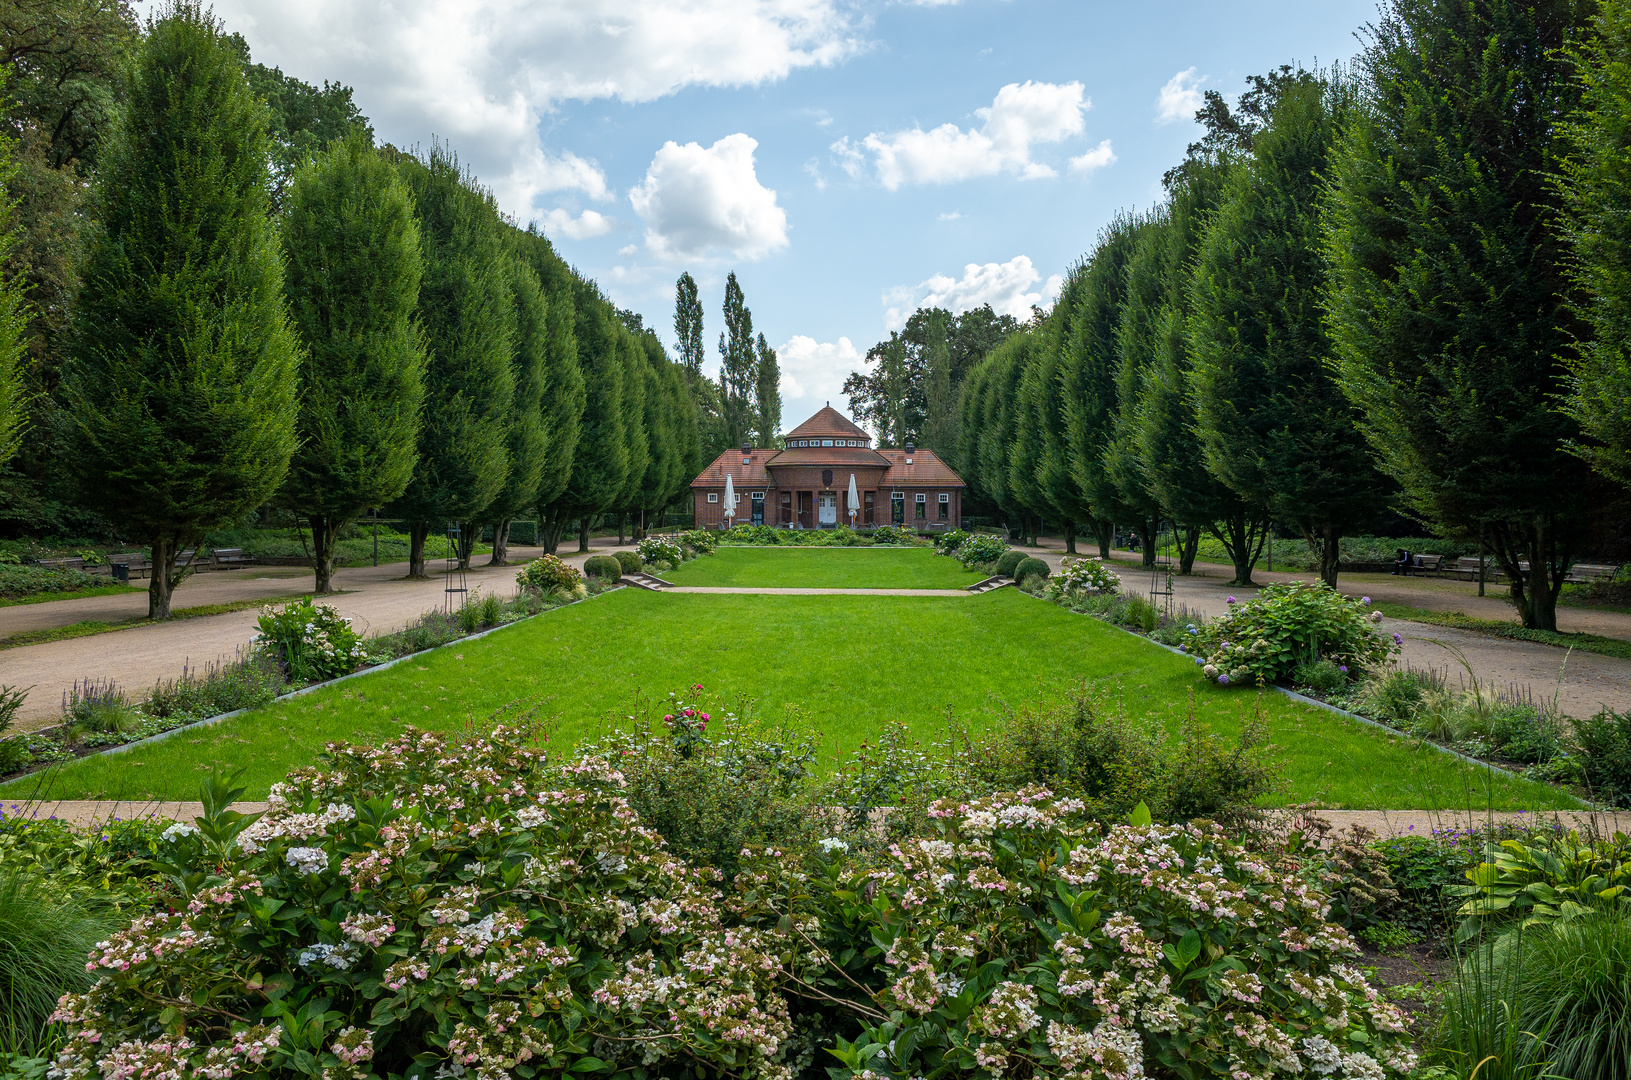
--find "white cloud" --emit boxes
[1069,139,1117,175]
[204,0,861,223]
[884,255,1060,328]
[1156,67,1205,125]
[776,335,863,410]
[618,244,639,256]
[937,211,964,221]
[541,208,616,241]
[840,80,1089,189]
[630,134,789,262]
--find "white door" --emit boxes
[817,492,837,525]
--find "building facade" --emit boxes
[690,406,966,531]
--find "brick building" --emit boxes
[691,406,966,531]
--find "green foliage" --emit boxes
[510,227,584,517]
[957,534,1007,567]
[1323,0,1595,631]
[612,550,641,575]
[1046,555,1121,597]
[995,549,1026,577]
[635,535,682,566]
[62,678,139,736]
[581,554,621,581]
[868,524,920,545]
[279,132,425,591]
[0,686,26,773]
[0,565,102,599]
[1014,555,1050,584]
[0,867,125,1053]
[1291,659,1349,693]
[680,528,716,555]
[933,528,968,554]
[60,1,300,617]
[1559,0,1631,491]
[144,654,285,721]
[515,553,582,598]
[717,271,756,447]
[1194,582,1398,687]
[1376,833,1481,936]
[719,523,871,547]
[1576,708,1631,807]
[1448,830,1631,942]
[253,597,367,682]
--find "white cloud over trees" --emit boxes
[629,134,789,261]
[1156,67,1206,124]
[884,256,1061,328]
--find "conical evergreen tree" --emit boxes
[387,145,514,577]
[1191,73,1388,587]
[1103,213,1164,566]
[0,72,31,469]
[279,132,426,594]
[61,2,298,618]
[1324,0,1594,630]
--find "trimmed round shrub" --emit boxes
[582,554,622,581]
[613,549,642,574]
[996,549,1028,578]
[516,553,583,598]
[1014,555,1050,583]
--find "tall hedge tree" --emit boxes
[479,247,549,565]
[513,227,584,521]
[1324,0,1595,630]
[1191,74,1387,587]
[1560,0,1631,491]
[388,146,514,577]
[279,132,426,594]
[1104,213,1165,567]
[60,3,298,618]
[539,280,626,553]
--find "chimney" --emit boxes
[904,441,915,465]
[741,441,752,465]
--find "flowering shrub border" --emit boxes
[1191,584,1397,688]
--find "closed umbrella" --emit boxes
[723,471,736,524]
[847,473,859,526]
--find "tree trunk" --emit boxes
[310,514,340,594]
[407,520,431,579]
[1137,518,1157,570]
[1212,513,1267,587]
[1494,514,1572,632]
[148,535,176,619]
[637,507,647,542]
[455,521,475,571]
[540,508,566,554]
[1305,524,1341,588]
[578,517,591,553]
[489,520,511,566]
[1178,525,1201,575]
[1095,519,1112,559]
[1063,523,1076,555]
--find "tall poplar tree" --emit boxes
[672,270,724,459]
[717,271,755,446]
[1560,0,1631,491]
[388,146,514,577]
[513,227,584,518]
[1324,0,1594,630]
[754,331,780,445]
[280,131,426,594]
[1191,73,1387,587]
[61,2,298,618]
[1106,212,1168,568]
[539,279,627,553]
[480,248,549,565]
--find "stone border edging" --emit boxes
[89,588,619,759]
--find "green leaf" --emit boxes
[1127,802,1152,827]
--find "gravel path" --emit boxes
[0,542,634,732]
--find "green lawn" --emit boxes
[663,546,985,588]
[10,588,1575,810]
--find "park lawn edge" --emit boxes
[0,583,145,607]
[1375,602,1631,660]
[0,592,336,650]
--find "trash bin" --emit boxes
[111,562,128,583]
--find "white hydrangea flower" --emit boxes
[286,846,328,876]
[818,837,849,853]
[160,822,198,843]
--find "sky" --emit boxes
[189,0,1378,427]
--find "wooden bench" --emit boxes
[211,547,254,569]
[1567,562,1621,585]
[1445,556,1497,582]
[36,556,85,572]
[1408,553,1443,576]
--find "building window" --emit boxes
[939,494,949,520]
[822,439,833,446]
[751,491,764,499]
[915,494,926,520]
[707,493,718,503]
[781,492,792,504]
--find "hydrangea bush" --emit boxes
[48,727,801,1080]
[810,790,1415,1080]
[252,598,369,682]
[680,530,718,556]
[1191,583,1397,688]
[958,535,1008,568]
[933,529,968,555]
[867,526,917,545]
[636,536,685,567]
[515,554,583,598]
[1047,557,1121,598]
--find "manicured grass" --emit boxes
[0,593,321,650]
[0,583,143,607]
[1376,602,1631,660]
[9,588,1576,810]
[663,546,985,588]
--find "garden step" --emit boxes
[620,572,673,591]
[966,576,1012,594]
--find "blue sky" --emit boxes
[208,0,1376,426]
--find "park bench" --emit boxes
[1567,562,1621,584]
[1446,556,1499,582]
[36,556,84,572]
[211,547,254,569]
[1408,553,1443,576]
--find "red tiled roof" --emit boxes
[785,406,869,442]
[690,449,778,487]
[877,449,964,486]
[761,446,891,469]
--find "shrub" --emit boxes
[934,528,968,554]
[145,654,285,721]
[1194,582,1397,688]
[612,549,642,574]
[1014,555,1050,584]
[0,564,104,600]
[814,793,1417,1080]
[252,597,369,682]
[1347,667,1443,727]
[582,554,622,581]
[1576,707,1631,807]
[995,549,1027,577]
[636,535,683,565]
[0,686,27,773]
[1048,556,1120,596]
[515,553,583,598]
[48,729,799,1080]
[680,528,717,555]
[1291,658,1349,693]
[957,533,1007,567]
[0,869,123,1054]
[869,524,915,544]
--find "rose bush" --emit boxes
[807,791,1415,1080]
[1047,557,1122,598]
[1191,583,1396,688]
[48,727,802,1080]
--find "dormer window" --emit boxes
[822,439,833,446]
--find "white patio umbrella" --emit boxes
[847,473,859,526]
[723,471,737,524]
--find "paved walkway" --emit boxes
[0,541,635,732]
[9,798,1628,835]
